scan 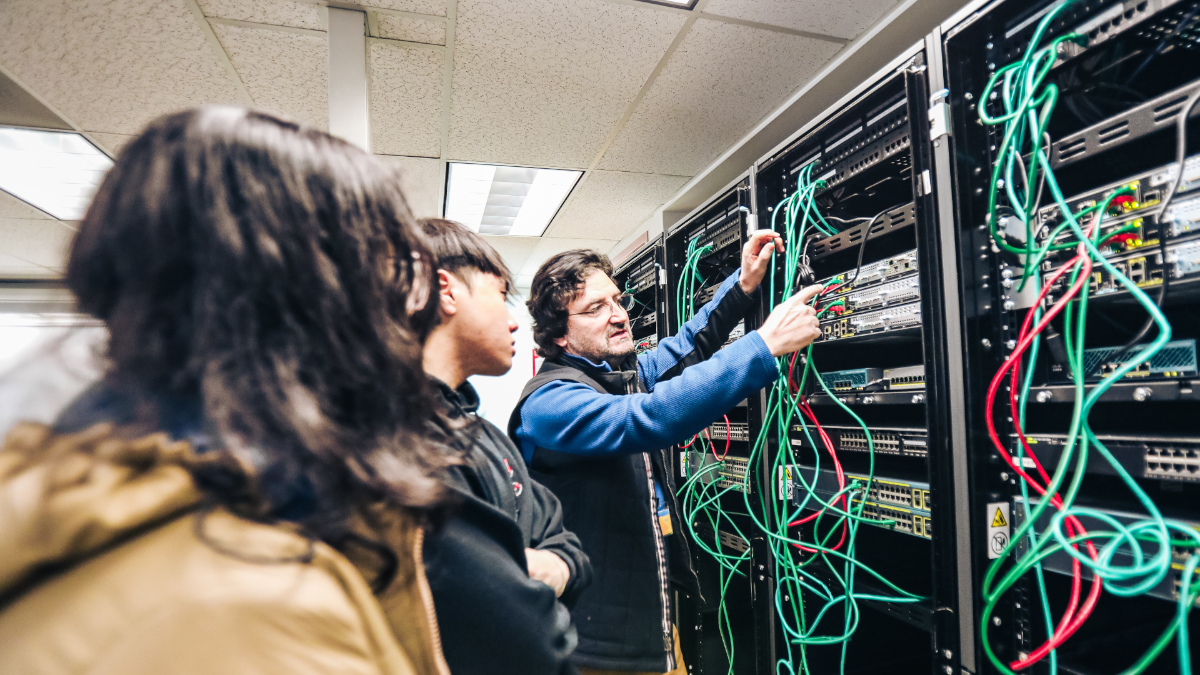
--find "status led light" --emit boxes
[0,127,113,220]
[443,163,581,236]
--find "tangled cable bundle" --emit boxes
[976,3,1200,673]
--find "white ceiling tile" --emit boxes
[369,40,443,157]
[546,171,687,241]
[0,250,48,279]
[598,20,841,176]
[211,23,329,130]
[375,155,444,219]
[0,219,74,278]
[703,0,899,40]
[197,0,323,30]
[376,13,446,45]
[0,0,243,135]
[479,235,541,278]
[367,0,446,17]
[0,191,52,220]
[86,133,135,158]
[449,0,687,169]
[520,236,620,277]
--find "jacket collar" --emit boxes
[429,377,480,419]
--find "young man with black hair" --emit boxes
[507,233,822,674]
[418,218,591,675]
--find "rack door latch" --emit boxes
[929,88,951,142]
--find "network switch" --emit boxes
[830,276,921,314]
[1047,339,1198,383]
[816,368,883,392]
[784,466,932,539]
[1011,497,1198,606]
[684,452,752,494]
[818,249,918,299]
[1042,236,1200,302]
[819,301,922,341]
[1010,433,1200,484]
[687,214,741,259]
[791,424,928,457]
[884,365,925,390]
[707,421,751,443]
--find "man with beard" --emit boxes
[508,233,822,674]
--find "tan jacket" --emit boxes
[0,422,451,675]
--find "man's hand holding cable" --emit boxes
[526,548,570,597]
[739,229,785,294]
[757,284,822,356]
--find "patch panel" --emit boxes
[806,203,917,261]
[830,277,921,314]
[883,365,925,390]
[1011,497,1199,606]
[1009,432,1200,484]
[819,301,922,341]
[787,466,932,539]
[628,268,657,294]
[1047,338,1198,383]
[818,249,919,299]
[687,214,741,260]
[815,367,883,392]
[791,424,928,458]
[708,421,750,443]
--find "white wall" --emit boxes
[468,295,538,431]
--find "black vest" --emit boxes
[508,356,701,672]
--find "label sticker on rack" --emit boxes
[986,502,1011,559]
[778,466,794,501]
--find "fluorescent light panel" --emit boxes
[0,127,113,220]
[444,162,581,237]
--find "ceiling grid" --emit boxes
[1,0,932,283]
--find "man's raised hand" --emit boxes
[756,284,823,357]
[739,229,785,294]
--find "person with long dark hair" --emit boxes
[0,107,454,675]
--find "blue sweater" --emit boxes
[515,270,779,463]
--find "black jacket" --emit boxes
[507,279,756,672]
[425,379,592,675]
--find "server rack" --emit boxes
[937,0,1200,672]
[612,235,666,358]
[748,43,968,675]
[662,176,767,674]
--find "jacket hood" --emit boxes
[0,421,204,599]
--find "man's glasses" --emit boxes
[569,294,635,320]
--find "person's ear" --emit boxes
[554,335,569,349]
[438,269,459,317]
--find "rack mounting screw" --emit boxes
[943,650,953,660]
[862,396,875,404]
[1000,472,1009,481]
[1036,390,1053,403]
[1003,300,1016,311]
[944,667,954,675]
[982,338,992,349]
[1005,340,1017,350]
[993,617,1002,626]
[912,394,925,404]
[1133,387,1153,401]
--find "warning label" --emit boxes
[986,502,1011,559]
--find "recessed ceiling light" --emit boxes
[634,0,698,8]
[444,162,582,237]
[0,127,113,220]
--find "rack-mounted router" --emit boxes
[782,466,933,538]
[819,301,922,341]
[1010,432,1200,483]
[818,249,918,299]
[1047,338,1198,383]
